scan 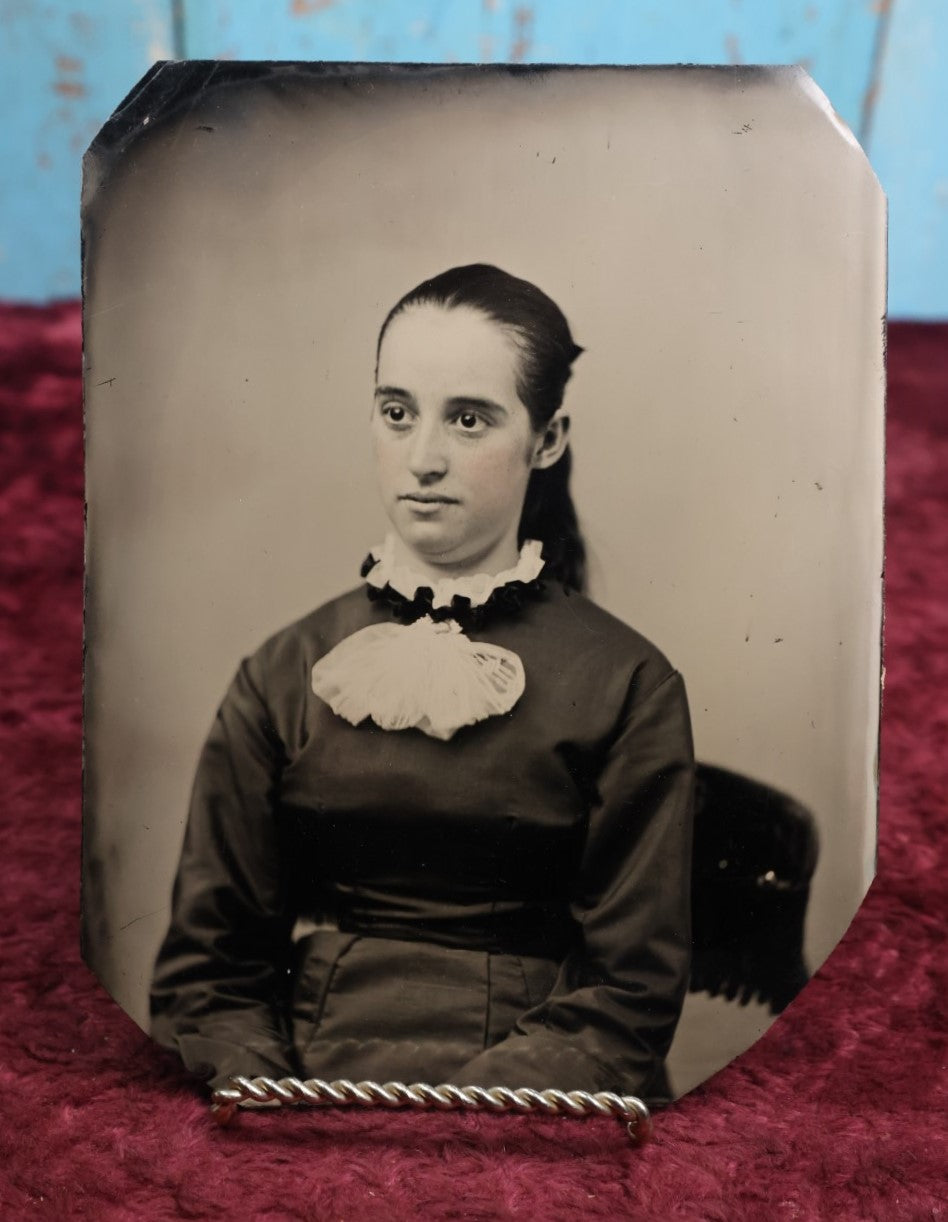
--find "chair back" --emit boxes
[690,763,819,1013]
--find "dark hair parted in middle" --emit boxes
[377,263,587,592]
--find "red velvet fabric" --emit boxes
[1,304,945,1219]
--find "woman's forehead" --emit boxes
[377,304,522,399]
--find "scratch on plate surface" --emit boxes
[118,906,167,932]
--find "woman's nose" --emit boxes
[407,422,448,481]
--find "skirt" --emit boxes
[290,927,560,1086]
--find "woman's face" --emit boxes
[372,303,539,573]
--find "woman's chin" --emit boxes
[391,521,485,570]
[399,523,461,559]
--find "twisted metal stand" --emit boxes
[211,1076,653,1144]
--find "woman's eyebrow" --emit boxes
[374,385,413,400]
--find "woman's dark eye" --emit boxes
[457,412,482,430]
[383,404,406,423]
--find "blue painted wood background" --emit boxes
[1,0,945,316]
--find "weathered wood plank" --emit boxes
[5,1,947,315]
[0,0,174,299]
[866,0,948,318]
[181,0,881,136]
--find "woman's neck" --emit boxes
[388,533,522,584]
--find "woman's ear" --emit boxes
[532,412,570,470]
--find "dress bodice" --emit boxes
[150,574,695,1103]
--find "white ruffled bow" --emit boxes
[311,616,525,741]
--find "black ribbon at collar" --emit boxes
[360,554,547,631]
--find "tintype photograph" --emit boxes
[81,63,885,1107]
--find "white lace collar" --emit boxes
[364,537,545,610]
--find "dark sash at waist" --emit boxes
[293,889,575,960]
[276,800,585,960]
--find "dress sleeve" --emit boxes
[451,669,694,1105]
[149,654,297,1090]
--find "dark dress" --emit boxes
[150,576,695,1106]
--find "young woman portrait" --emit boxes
[82,64,882,1113]
[148,263,696,1108]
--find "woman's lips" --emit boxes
[400,494,459,518]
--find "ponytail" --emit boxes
[519,448,586,593]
